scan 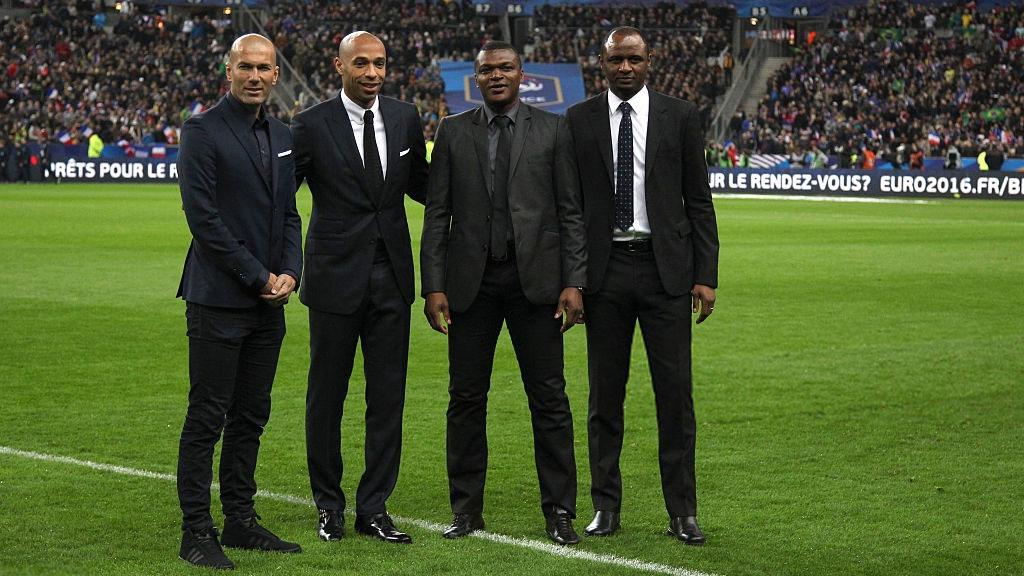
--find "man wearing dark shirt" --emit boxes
[175,33,303,570]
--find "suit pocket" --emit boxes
[675,219,693,238]
[305,235,349,255]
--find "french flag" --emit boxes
[928,132,941,146]
[151,146,166,158]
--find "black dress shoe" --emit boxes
[442,513,485,539]
[354,513,413,544]
[317,509,345,541]
[584,510,621,536]
[667,516,705,546]
[545,508,580,546]
[221,514,302,553]
[179,526,235,570]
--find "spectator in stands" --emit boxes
[87,130,104,158]
[944,144,962,169]
[987,144,1005,171]
[909,143,924,169]
[0,136,9,182]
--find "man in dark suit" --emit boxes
[292,31,428,545]
[420,41,587,545]
[565,27,719,545]
[176,34,303,570]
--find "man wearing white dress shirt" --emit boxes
[564,27,720,545]
[291,30,429,545]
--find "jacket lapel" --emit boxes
[220,99,270,192]
[508,104,532,179]
[471,107,491,196]
[325,94,370,197]
[645,91,666,185]
[381,98,401,201]
[592,93,614,187]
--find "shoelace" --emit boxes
[554,514,573,535]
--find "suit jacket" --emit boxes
[177,95,303,308]
[292,94,429,314]
[420,103,586,313]
[565,90,719,295]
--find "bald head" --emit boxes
[600,27,651,101]
[226,33,278,108]
[339,31,385,59]
[229,33,277,66]
[602,27,648,55]
[335,31,387,109]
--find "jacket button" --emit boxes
[370,239,376,244]
[377,210,382,215]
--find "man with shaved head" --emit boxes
[565,27,719,545]
[176,33,303,569]
[292,31,428,545]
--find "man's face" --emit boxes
[337,36,386,108]
[600,34,650,100]
[226,39,278,107]
[475,49,523,112]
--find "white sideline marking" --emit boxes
[714,193,932,204]
[0,445,716,576]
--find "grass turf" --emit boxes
[0,183,1021,575]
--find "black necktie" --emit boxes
[363,109,384,200]
[615,101,634,231]
[490,115,512,260]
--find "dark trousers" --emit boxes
[177,301,285,531]
[585,244,697,517]
[306,250,409,516]
[447,255,577,516]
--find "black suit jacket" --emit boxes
[177,95,303,308]
[566,90,718,294]
[292,94,429,314]
[420,104,586,312]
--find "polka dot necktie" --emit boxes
[615,101,634,231]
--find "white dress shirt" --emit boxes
[340,90,388,179]
[608,86,651,240]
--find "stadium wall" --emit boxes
[38,160,1024,201]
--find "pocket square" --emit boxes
[277,149,292,157]
[399,148,410,157]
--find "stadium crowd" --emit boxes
[0,0,237,161]
[262,0,499,138]
[527,1,734,129]
[5,0,1021,172]
[730,0,1022,168]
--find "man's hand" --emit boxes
[424,292,452,335]
[691,284,716,324]
[261,273,296,306]
[554,287,584,334]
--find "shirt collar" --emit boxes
[339,89,382,125]
[607,85,649,118]
[225,92,266,127]
[483,100,520,126]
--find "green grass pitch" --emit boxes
[1,183,1021,575]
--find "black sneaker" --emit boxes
[221,514,302,553]
[317,509,345,541]
[545,508,580,546]
[179,526,235,570]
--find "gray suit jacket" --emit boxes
[420,103,586,312]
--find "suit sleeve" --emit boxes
[405,106,429,205]
[419,115,452,295]
[178,116,269,291]
[279,129,303,286]
[554,115,587,288]
[681,105,719,288]
[291,112,311,189]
